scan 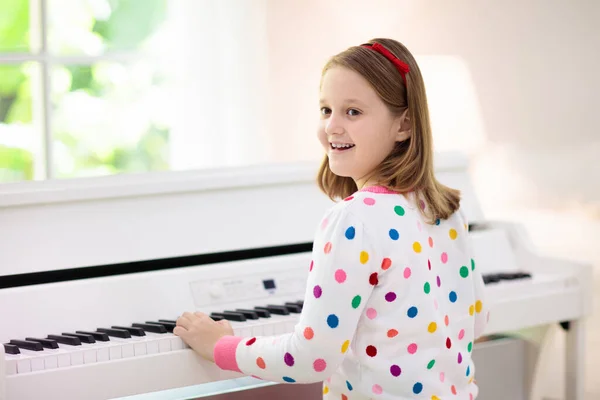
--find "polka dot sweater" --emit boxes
[214,186,488,399]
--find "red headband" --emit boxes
[362,43,410,86]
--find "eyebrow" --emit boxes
[319,98,367,107]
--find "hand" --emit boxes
[174,312,234,362]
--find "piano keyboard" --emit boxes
[2,301,304,376]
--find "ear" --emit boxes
[394,108,411,142]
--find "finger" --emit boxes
[173,326,187,337]
[176,315,193,329]
[194,311,209,319]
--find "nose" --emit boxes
[325,112,344,136]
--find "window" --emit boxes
[0,0,275,183]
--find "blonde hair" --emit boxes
[317,38,460,224]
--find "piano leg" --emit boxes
[565,318,585,400]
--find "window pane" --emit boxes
[0,63,42,182]
[0,0,31,52]
[51,62,170,178]
[47,0,167,55]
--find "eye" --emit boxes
[347,108,361,116]
[320,107,331,115]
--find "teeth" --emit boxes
[331,143,355,149]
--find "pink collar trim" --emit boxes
[358,185,400,194]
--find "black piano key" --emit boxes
[63,332,96,344]
[76,330,110,342]
[3,343,20,354]
[210,312,246,322]
[159,319,178,324]
[97,328,131,339]
[238,308,270,318]
[25,337,59,349]
[10,339,44,351]
[286,301,304,309]
[255,305,289,315]
[111,326,146,337]
[47,334,81,346]
[147,321,175,332]
[228,309,259,320]
[297,300,304,306]
[133,323,167,334]
[281,303,302,313]
[210,314,224,321]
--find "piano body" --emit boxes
[0,152,593,400]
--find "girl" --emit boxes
[175,38,488,399]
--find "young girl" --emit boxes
[175,38,488,399]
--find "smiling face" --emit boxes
[317,66,409,188]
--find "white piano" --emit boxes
[0,152,593,400]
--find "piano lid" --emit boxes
[0,151,483,279]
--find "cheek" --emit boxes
[317,123,328,147]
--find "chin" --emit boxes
[328,159,354,178]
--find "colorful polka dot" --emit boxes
[387,329,398,338]
[413,242,422,253]
[246,337,256,345]
[381,258,392,270]
[341,340,350,353]
[304,327,314,340]
[282,376,295,383]
[446,337,452,349]
[342,394,348,400]
[469,305,475,316]
[434,299,439,310]
[394,205,405,216]
[372,384,383,395]
[407,306,418,318]
[435,218,441,225]
[313,285,322,298]
[313,358,326,372]
[475,300,483,313]
[439,372,445,382]
[366,308,377,319]
[427,359,436,369]
[436,276,441,287]
[428,322,437,333]
[385,292,397,302]
[403,267,412,278]
[360,251,369,264]
[432,396,440,400]
[451,385,457,395]
[424,282,431,294]
[335,269,347,283]
[344,196,354,201]
[428,259,431,270]
[428,236,434,247]
[449,228,458,240]
[346,380,353,390]
[417,221,422,231]
[369,273,379,285]
[256,357,266,369]
[366,345,377,357]
[458,329,465,340]
[413,382,423,394]
[324,242,332,253]
[345,226,355,239]
[466,366,471,376]
[419,199,426,210]
[390,364,401,376]
[327,314,339,328]
[471,258,476,270]
[351,295,361,308]
[389,229,399,240]
[444,315,450,326]
[364,197,376,206]
[284,352,294,366]
[323,386,329,395]
[441,252,448,263]
[321,218,328,229]
[460,266,469,278]
[449,291,457,302]
[458,352,463,364]
[468,342,473,352]
[309,260,314,271]
[408,343,418,354]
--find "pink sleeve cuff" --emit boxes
[213,336,243,373]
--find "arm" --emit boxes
[213,205,379,383]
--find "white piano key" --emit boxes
[134,342,147,356]
[4,354,20,375]
[18,349,45,371]
[17,357,31,373]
